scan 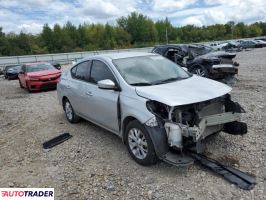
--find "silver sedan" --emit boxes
[57,52,247,166]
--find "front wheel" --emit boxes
[63,99,80,123]
[19,79,23,88]
[125,120,157,166]
[26,82,32,92]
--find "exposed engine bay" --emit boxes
[146,94,247,153]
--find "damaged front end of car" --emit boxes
[210,57,239,79]
[144,94,247,166]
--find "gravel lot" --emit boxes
[0,48,266,200]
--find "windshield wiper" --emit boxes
[130,82,153,86]
[152,77,180,85]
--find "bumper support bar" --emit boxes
[187,151,256,190]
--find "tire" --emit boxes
[19,79,23,88]
[63,99,80,123]
[125,120,157,166]
[26,82,31,92]
[190,65,208,77]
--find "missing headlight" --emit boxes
[146,100,169,119]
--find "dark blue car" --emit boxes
[4,65,21,80]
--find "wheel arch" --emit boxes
[189,63,209,76]
[62,96,68,110]
[122,116,138,143]
[122,116,169,158]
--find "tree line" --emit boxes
[0,12,266,56]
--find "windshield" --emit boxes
[113,55,190,86]
[26,63,55,72]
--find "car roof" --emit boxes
[83,52,157,60]
[153,44,205,50]
[154,44,184,49]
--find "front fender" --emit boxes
[144,125,169,158]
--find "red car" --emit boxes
[18,62,61,92]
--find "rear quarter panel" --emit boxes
[57,71,70,106]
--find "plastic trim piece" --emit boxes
[187,152,256,190]
[43,133,73,149]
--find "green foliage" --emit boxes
[0,12,265,56]
[117,12,158,44]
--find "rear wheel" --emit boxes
[63,99,80,123]
[26,82,31,92]
[19,79,23,88]
[191,65,208,77]
[125,120,157,166]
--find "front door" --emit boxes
[85,60,120,133]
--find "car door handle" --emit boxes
[85,91,93,96]
[66,85,71,89]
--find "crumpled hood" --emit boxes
[135,75,231,106]
[199,51,236,59]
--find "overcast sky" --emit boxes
[0,0,266,34]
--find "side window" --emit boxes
[72,61,91,81]
[90,60,116,84]
[71,66,77,76]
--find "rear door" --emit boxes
[67,61,92,116]
[85,60,120,132]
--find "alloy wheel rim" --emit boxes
[65,102,73,120]
[128,128,148,159]
[195,68,205,76]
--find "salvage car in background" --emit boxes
[152,44,239,83]
[221,41,243,52]
[210,42,228,51]
[4,65,21,80]
[18,62,61,92]
[0,66,4,76]
[253,40,266,47]
[57,52,247,166]
[237,40,264,48]
[3,64,21,79]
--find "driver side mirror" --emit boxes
[97,79,117,90]
[19,71,25,74]
[53,63,61,70]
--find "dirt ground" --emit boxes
[0,48,266,200]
